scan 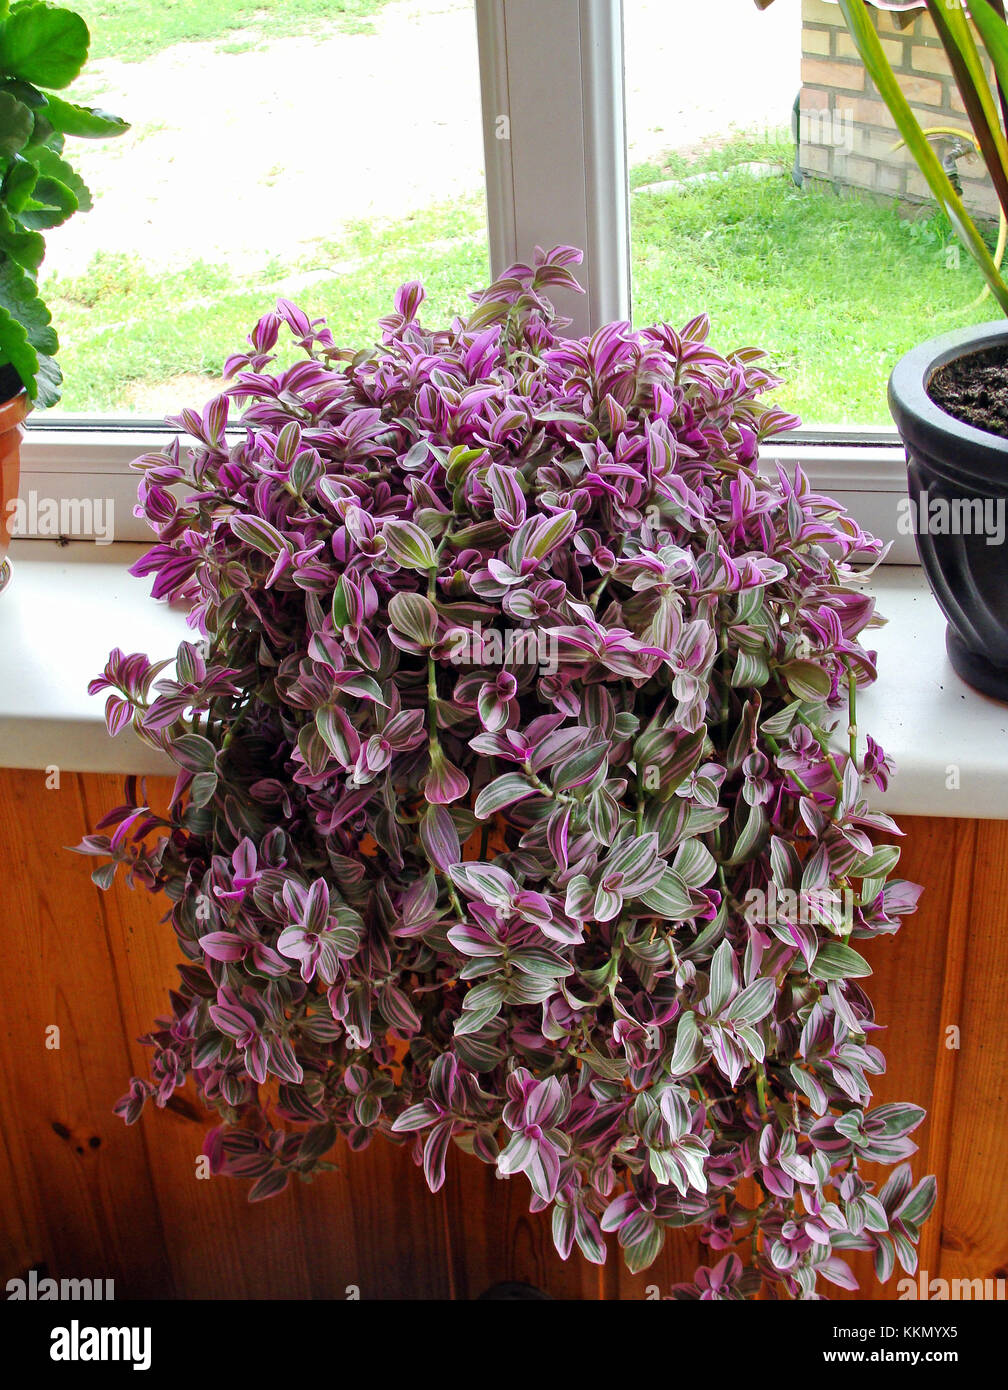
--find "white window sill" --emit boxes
[1,540,1006,819]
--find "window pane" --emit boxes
[626,0,998,431]
[43,1,489,418]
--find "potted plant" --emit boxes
[0,1,127,591]
[79,249,934,1298]
[757,0,1008,699]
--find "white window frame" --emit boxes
[20,0,913,557]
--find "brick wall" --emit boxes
[799,0,999,220]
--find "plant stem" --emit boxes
[845,660,859,769]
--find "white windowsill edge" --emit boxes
[1,541,1005,820]
[18,428,921,561]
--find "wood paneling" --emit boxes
[2,767,1006,1300]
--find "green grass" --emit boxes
[43,135,1006,422]
[43,200,490,412]
[75,0,395,62]
[630,138,1000,426]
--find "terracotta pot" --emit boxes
[0,388,29,595]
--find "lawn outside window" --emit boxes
[21,0,925,555]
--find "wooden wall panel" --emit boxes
[832,817,975,1299]
[938,820,1008,1289]
[0,768,171,1298]
[2,766,1006,1300]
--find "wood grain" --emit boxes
[2,770,1005,1300]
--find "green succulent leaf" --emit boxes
[0,76,44,108]
[0,301,36,397]
[1,151,36,211]
[0,205,43,271]
[41,90,128,138]
[32,350,60,407]
[0,87,32,154]
[24,104,53,149]
[0,3,90,90]
[17,170,77,228]
[0,256,55,354]
[33,144,90,211]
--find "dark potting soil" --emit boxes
[927,344,1008,440]
[0,363,21,404]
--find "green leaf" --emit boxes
[925,0,1008,222]
[0,257,56,354]
[382,518,437,571]
[32,349,59,407]
[727,801,767,865]
[854,843,900,879]
[40,90,127,138]
[18,171,77,229]
[33,144,90,211]
[672,836,716,889]
[707,939,737,1016]
[724,976,776,1026]
[635,724,706,800]
[0,205,43,271]
[731,648,770,688]
[473,772,537,820]
[1,151,35,211]
[869,1101,925,1139]
[510,947,572,981]
[973,1,1008,108]
[330,575,350,628]
[527,507,577,561]
[0,76,44,107]
[667,1009,707,1075]
[331,672,385,705]
[897,1175,938,1229]
[0,301,36,396]
[0,87,32,153]
[779,659,831,701]
[0,4,90,89]
[189,770,218,808]
[315,706,355,764]
[810,939,873,982]
[229,514,285,556]
[551,741,609,794]
[387,590,439,647]
[453,993,504,1036]
[622,1217,664,1275]
[836,0,1008,314]
[640,869,693,920]
[172,733,217,773]
[22,104,52,151]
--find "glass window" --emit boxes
[43,1,490,419]
[625,0,999,431]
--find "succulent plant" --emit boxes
[0,1,128,406]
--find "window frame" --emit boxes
[21,0,911,553]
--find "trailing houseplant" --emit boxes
[0,0,128,588]
[79,248,934,1297]
[758,0,1008,698]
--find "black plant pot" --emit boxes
[889,322,1008,703]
